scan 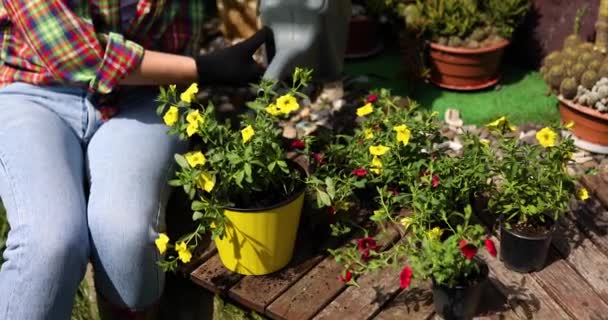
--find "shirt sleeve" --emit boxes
[1,0,144,94]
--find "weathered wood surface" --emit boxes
[188,175,608,319]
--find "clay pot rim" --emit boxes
[429,39,510,54]
[559,95,608,121]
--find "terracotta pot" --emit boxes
[428,40,509,91]
[345,15,383,59]
[559,96,608,147]
[217,0,260,41]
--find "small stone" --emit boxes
[296,121,318,137]
[599,158,608,173]
[579,159,599,172]
[283,125,297,139]
[478,127,491,139]
[299,107,311,119]
[310,109,331,122]
[316,80,344,102]
[462,125,478,134]
[444,109,464,127]
[519,130,538,145]
[572,151,594,164]
[441,127,457,140]
[332,99,346,112]
[567,165,583,177]
[217,102,235,113]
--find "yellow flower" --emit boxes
[276,94,300,114]
[175,242,192,263]
[400,217,413,229]
[486,116,507,128]
[265,103,282,116]
[210,222,217,229]
[180,83,198,103]
[186,123,198,137]
[394,125,411,146]
[509,125,518,132]
[196,172,216,192]
[370,156,383,174]
[427,227,443,240]
[356,103,374,117]
[163,106,179,126]
[578,188,589,201]
[369,145,390,156]
[155,233,169,254]
[536,127,557,148]
[186,110,205,125]
[241,125,255,144]
[479,139,490,147]
[364,128,374,140]
[430,111,439,117]
[185,151,206,167]
[565,121,575,130]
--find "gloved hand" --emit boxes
[195,26,273,86]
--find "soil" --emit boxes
[509,220,554,237]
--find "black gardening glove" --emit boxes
[195,27,273,87]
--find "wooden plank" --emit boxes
[228,253,325,314]
[552,214,608,303]
[190,254,243,295]
[373,281,434,320]
[581,174,608,209]
[313,264,403,320]
[569,198,608,256]
[266,226,402,320]
[477,239,571,320]
[474,281,523,320]
[531,249,608,320]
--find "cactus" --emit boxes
[570,63,587,81]
[578,52,594,64]
[578,42,595,52]
[581,70,600,89]
[562,59,575,69]
[560,77,579,99]
[542,51,563,69]
[589,59,602,72]
[469,28,487,42]
[599,64,608,78]
[564,34,582,48]
[447,36,463,47]
[548,65,566,89]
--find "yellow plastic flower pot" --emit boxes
[214,187,305,275]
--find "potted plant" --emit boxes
[306,89,445,236]
[540,6,608,152]
[486,118,589,273]
[397,0,531,90]
[345,0,393,58]
[154,68,315,275]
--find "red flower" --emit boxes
[357,237,378,252]
[388,187,399,196]
[400,266,413,288]
[290,140,305,149]
[327,206,336,215]
[485,239,497,257]
[351,168,368,177]
[312,153,326,165]
[366,95,378,103]
[339,270,352,283]
[459,240,478,260]
[361,249,372,262]
[432,175,440,188]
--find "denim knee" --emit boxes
[88,199,164,310]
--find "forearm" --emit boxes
[120,50,198,86]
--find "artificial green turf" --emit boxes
[344,49,560,126]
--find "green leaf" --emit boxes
[174,154,189,169]
[234,170,245,187]
[168,179,183,187]
[244,163,252,181]
[191,201,206,211]
[317,190,331,207]
[268,161,276,172]
[325,177,336,199]
[192,211,204,221]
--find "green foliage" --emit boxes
[397,0,530,41]
[155,69,313,271]
[487,122,579,227]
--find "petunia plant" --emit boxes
[486,118,588,229]
[306,89,446,236]
[154,68,314,271]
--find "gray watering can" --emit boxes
[258,0,352,82]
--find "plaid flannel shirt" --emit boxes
[0,0,204,96]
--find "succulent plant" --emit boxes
[600,65,608,78]
[564,34,582,48]
[561,59,575,69]
[581,70,599,89]
[560,77,578,99]
[469,28,487,42]
[570,63,587,81]
[577,51,594,65]
[563,47,578,60]
[542,51,563,69]
[588,59,602,72]
[577,42,595,52]
[547,65,566,89]
[447,36,463,47]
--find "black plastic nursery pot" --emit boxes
[431,261,488,320]
[499,218,556,273]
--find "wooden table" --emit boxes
[188,173,608,319]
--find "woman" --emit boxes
[0,1,270,319]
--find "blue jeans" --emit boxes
[0,82,186,319]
